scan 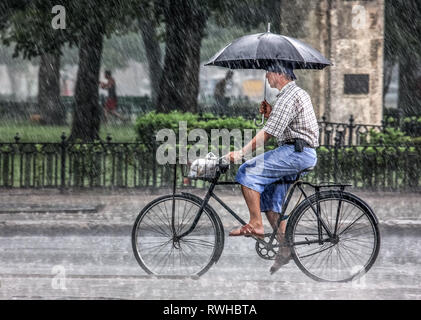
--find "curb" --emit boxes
[0,205,101,214]
[0,220,419,236]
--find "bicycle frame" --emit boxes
[174,165,343,247]
[133,164,379,282]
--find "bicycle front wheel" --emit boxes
[286,190,380,282]
[132,194,224,276]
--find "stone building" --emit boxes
[281,0,384,125]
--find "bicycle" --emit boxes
[132,160,380,282]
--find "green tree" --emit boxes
[200,19,266,62]
[384,0,421,116]
[1,0,144,140]
[212,0,280,33]
[102,32,147,71]
[1,1,69,124]
[136,2,165,108]
[38,51,65,124]
[154,0,280,113]
[67,1,141,141]
[0,44,31,101]
[156,0,209,113]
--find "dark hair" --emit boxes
[105,70,112,76]
[282,73,295,81]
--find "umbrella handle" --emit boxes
[254,72,268,127]
[254,114,265,127]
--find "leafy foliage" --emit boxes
[135,111,258,149]
[1,0,143,59]
[361,128,412,145]
[384,0,421,116]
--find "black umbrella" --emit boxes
[205,25,332,125]
[205,31,332,70]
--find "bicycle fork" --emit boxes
[171,165,177,237]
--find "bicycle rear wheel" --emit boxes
[286,190,380,282]
[132,194,224,276]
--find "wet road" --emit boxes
[0,233,419,300]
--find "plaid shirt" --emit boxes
[263,81,319,148]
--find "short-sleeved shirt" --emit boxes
[263,81,319,148]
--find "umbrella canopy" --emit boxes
[205,32,332,71]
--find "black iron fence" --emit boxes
[195,114,411,147]
[317,114,421,146]
[313,144,421,191]
[1,133,420,191]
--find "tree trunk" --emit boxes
[139,18,162,108]
[393,0,421,116]
[38,52,65,125]
[70,27,104,141]
[182,16,204,113]
[157,0,207,113]
[398,57,421,116]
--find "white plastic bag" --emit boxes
[188,152,219,178]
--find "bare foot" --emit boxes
[229,223,264,239]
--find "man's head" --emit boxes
[105,70,112,79]
[266,65,296,89]
[266,72,294,89]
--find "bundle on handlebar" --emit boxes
[182,152,230,180]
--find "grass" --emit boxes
[0,121,138,142]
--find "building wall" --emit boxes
[280,0,329,119]
[280,0,384,125]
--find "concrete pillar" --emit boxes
[280,0,384,125]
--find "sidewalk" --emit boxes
[0,188,420,236]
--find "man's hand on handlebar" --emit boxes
[259,100,272,119]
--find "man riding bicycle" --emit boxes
[226,66,319,274]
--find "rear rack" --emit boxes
[300,181,352,190]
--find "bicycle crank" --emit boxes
[255,233,279,260]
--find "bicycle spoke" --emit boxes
[177,201,196,234]
[337,204,358,234]
[338,213,366,236]
[182,237,215,248]
[140,240,172,253]
[134,196,219,276]
[299,243,336,259]
[141,214,171,237]
[149,207,172,235]
[291,196,378,282]
[176,199,191,233]
[155,202,172,232]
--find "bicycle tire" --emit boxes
[286,190,381,282]
[132,193,224,277]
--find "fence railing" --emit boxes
[312,144,421,191]
[317,114,384,146]
[195,114,391,147]
[318,114,421,146]
[1,134,420,191]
